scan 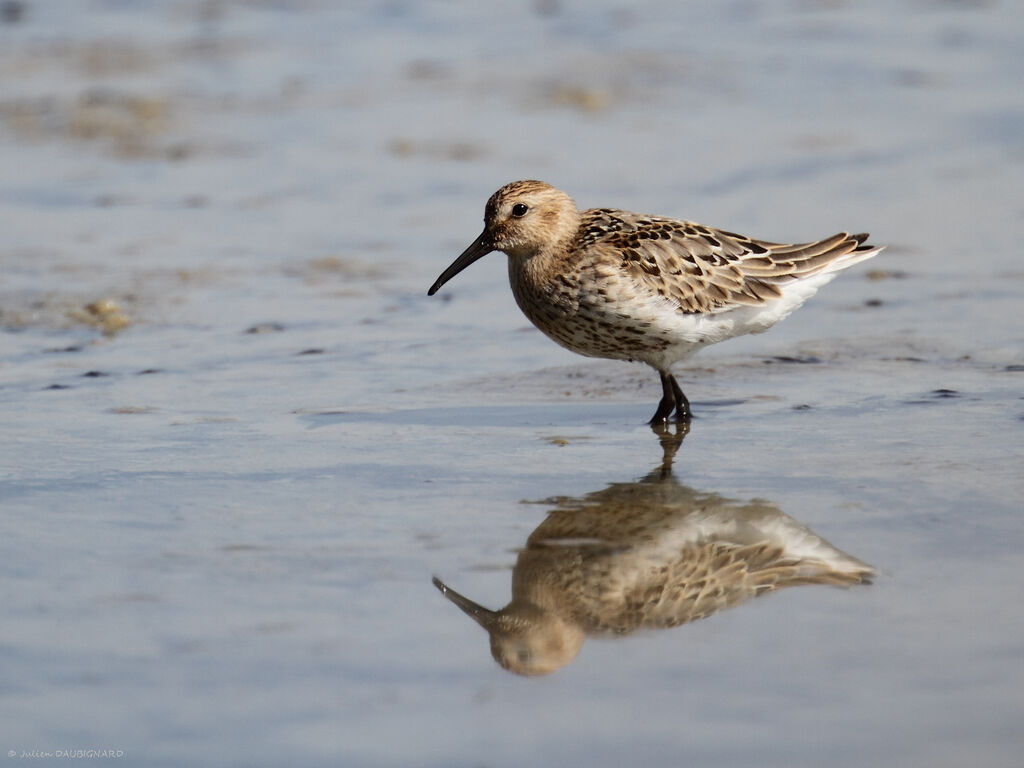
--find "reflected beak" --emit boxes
[427,230,494,296]
[432,576,497,629]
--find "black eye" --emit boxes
[511,203,528,217]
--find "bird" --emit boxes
[427,181,883,424]
[432,427,874,676]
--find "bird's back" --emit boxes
[509,208,881,369]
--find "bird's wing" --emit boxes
[579,208,879,314]
[607,539,869,631]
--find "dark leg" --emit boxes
[649,371,676,425]
[668,374,691,421]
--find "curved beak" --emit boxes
[427,230,493,296]
[432,576,497,629]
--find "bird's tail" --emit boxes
[821,233,885,274]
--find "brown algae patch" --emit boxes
[2,90,172,157]
[1,293,134,335]
[68,299,132,335]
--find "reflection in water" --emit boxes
[433,424,874,676]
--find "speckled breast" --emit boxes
[508,262,671,363]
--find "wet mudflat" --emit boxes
[1,2,1022,766]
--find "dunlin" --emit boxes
[433,431,873,676]
[428,181,883,423]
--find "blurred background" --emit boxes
[1,1,1022,766]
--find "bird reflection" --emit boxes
[433,423,874,676]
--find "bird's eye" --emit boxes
[511,203,529,218]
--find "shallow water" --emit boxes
[2,1,1023,766]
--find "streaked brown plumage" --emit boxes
[428,181,883,422]
[433,427,874,676]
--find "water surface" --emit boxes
[1,1,1022,766]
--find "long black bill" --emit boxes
[427,230,494,296]
[432,576,497,629]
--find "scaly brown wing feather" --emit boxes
[578,208,875,314]
[591,539,871,633]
